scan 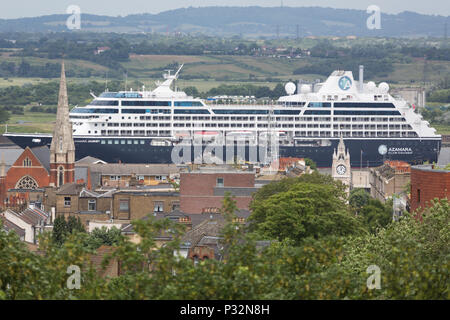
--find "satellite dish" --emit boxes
[300,84,311,94]
[379,82,390,93]
[367,81,376,92]
[285,82,296,95]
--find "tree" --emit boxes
[183,86,199,97]
[52,215,68,246]
[0,107,10,125]
[304,158,317,170]
[359,198,393,234]
[251,171,345,204]
[341,199,449,299]
[66,216,85,234]
[84,227,122,250]
[349,188,370,212]
[248,182,364,244]
[52,215,85,246]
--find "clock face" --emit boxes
[336,165,347,175]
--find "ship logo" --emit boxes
[338,76,352,91]
[378,144,388,155]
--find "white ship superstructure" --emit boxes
[5,65,442,167]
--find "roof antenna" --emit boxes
[105,70,108,92]
[124,70,128,91]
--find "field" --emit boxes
[431,124,450,135]
[1,112,55,134]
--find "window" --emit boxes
[110,175,121,181]
[155,175,167,181]
[23,157,32,167]
[174,101,203,107]
[154,201,164,212]
[119,200,129,212]
[417,189,421,203]
[64,197,71,207]
[193,255,199,266]
[121,100,170,106]
[217,177,224,187]
[88,200,96,211]
[58,166,64,187]
[137,175,145,181]
[307,102,331,108]
[172,202,180,211]
[16,176,38,189]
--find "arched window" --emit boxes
[16,176,38,189]
[58,166,64,187]
[23,157,32,167]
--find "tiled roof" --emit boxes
[75,167,89,184]
[0,146,23,166]
[76,156,107,165]
[1,216,26,238]
[56,183,84,195]
[87,163,179,175]
[10,207,49,227]
[30,146,50,172]
[89,245,118,277]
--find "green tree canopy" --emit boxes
[248,181,364,244]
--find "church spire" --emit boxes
[49,61,75,187]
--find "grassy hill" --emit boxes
[0,7,448,37]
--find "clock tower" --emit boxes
[332,135,352,195]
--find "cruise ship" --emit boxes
[4,65,442,167]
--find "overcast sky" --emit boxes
[1,0,449,19]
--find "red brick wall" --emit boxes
[180,196,252,214]
[180,172,254,196]
[50,163,75,186]
[180,172,254,214]
[4,148,50,190]
[410,167,450,213]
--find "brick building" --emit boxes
[112,189,179,220]
[54,183,113,226]
[370,160,411,203]
[0,146,51,209]
[53,183,179,227]
[410,164,450,213]
[180,166,257,214]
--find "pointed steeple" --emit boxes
[50,61,75,155]
[49,61,75,187]
[337,134,345,154]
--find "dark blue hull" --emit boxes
[3,134,441,168]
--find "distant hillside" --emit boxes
[0,6,448,37]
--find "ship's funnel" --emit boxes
[359,65,364,92]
